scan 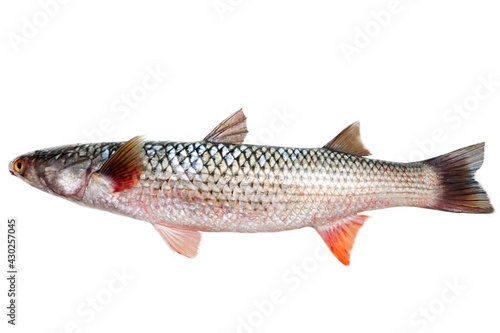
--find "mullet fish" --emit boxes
[9,110,494,265]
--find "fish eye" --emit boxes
[14,159,25,173]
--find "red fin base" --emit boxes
[98,136,145,192]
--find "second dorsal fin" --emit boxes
[324,122,371,156]
[204,109,248,144]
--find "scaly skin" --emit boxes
[73,140,441,232]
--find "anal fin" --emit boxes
[315,214,369,265]
[154,223,201,258]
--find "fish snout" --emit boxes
[8,156,36,184]
[8,159,19,176]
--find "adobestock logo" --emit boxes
[53,268,134,333]
[339,0,417,64]
[398,74,498,163]
[398,278,466,333]
[81,64,168,142]
[246,106,296,146]
[234,245,329,333]
[7,0,71,54]
[212,0,244,21]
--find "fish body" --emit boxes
[83,141,435,232]
[9,110,493,264]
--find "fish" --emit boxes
[8,110,494,265]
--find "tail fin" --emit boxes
[424,143,493,213]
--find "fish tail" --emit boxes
[423,143,494,213]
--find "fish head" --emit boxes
[9,145,94,200]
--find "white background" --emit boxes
[1,1,499,332]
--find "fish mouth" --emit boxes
[8,160,16,176]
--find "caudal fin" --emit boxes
[424,143,493,213]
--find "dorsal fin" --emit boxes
[204,109,248,144]
[97,136,145,192]
[315,214,369,265]
[324,122,371,156]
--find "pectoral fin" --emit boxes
[96,136,145,192]
[315,215,369,265]
[154,223,201,258]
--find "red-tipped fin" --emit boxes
[324,122,371,156]
[424,143,494,213]
[97,136,145,192]
[154,223,201,258]
[315,215,369,265]
[204,109,248,144]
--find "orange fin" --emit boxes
[154,223,201,258]
[204,109,248,144]
[315,214,369,265]
[97,136,145,192]
[324,122,371,156]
